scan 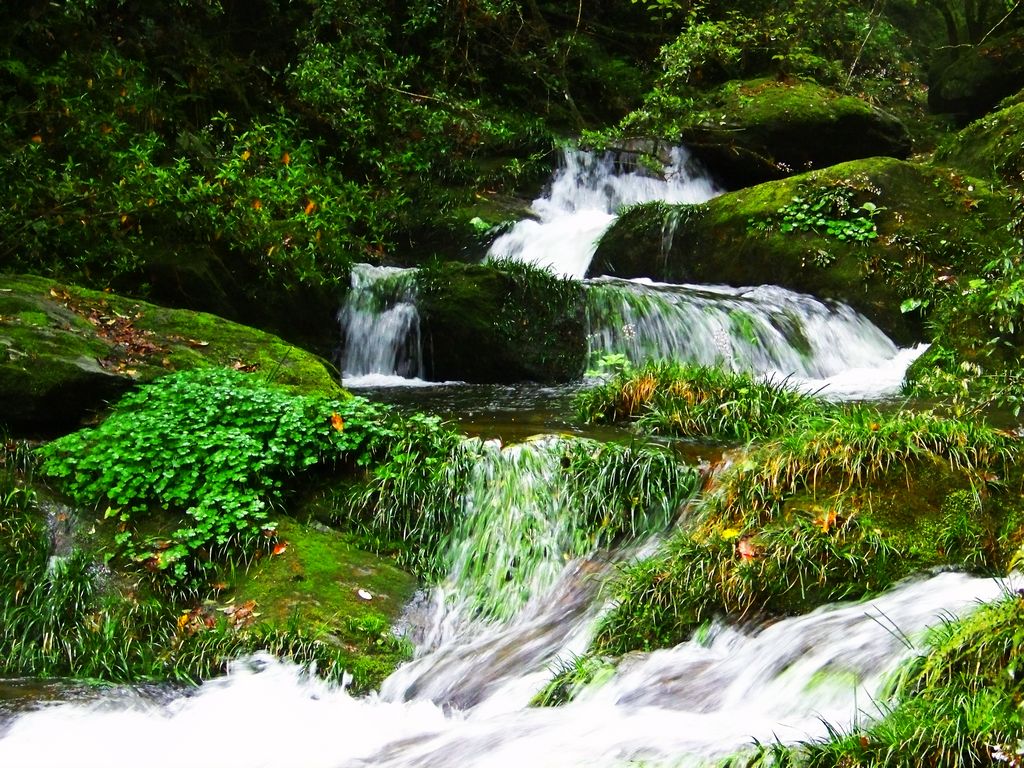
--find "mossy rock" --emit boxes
[656,79,911,188]
[591,157,1016,343]
[935,90,1024,188]
[416,261,587,383]
[929,29,1024,121]
[0,274,343,429]
[223,516,417,694]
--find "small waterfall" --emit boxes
[586,277,927,399]
[338,263,424,385]
[382,437,678,710]
[488,147,719,279]
[2,572,1017,768]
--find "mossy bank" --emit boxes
[0,274,343,429]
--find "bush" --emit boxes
[38,367,462,590]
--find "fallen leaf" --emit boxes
[737,536,759,562]
[815,509,838,533]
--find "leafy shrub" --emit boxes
[776,188,883,243]
[904,244,1024,414]
[38,367,461,589]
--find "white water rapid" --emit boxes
[586,277,927,399]
[488,147,719,280]
[2,568,1017,768]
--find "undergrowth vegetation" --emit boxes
[37,367,463,592]
[576,361,824,440]
[1,443,400,690]
[582,363,1023,656]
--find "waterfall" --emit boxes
[488,147,719,280]
[586,277,927,399]
[382,436,681,711]
[338,263,424,386]
[1,571,1016,768]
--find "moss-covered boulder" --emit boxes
[0,274,343,429]
[590,157,1016,342]
[626,79,912,189]
[223,516,417,693]
[929,29,1024,121]
[935,89,1024,188]
[416,261,587,383]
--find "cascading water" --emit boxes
[338,263,424,386]
[383,436,679,711]
[337,148,923,395]
[488,147,719,280]
[0,149,964,768]
[482,145,925,399]
[586,277,927,399]
[2,567,1017,768]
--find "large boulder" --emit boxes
[590,157,1016,343]
[655,79,912,189]
[929,29,1024,121]
[415,261,587,383]
[935,89,1024,188]
[1,274,343,429]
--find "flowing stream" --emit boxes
[339,148,924,399]
[0,147,963,766]
[1,523,1017,768]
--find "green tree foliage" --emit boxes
[0,0,663,296]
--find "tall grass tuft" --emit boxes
[592,397,1019,656]
[708,406,1017,527]
[575,362,824,441]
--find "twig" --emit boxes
[979,0,1022,46]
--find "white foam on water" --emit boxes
[488,148,719,280]
[2,572,1016,768]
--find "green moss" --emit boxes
[416,260,587,383]
[0,273,343,428]
[936,94,1024,189]
[223,517,416,693]
[592,158,1017,343]
[14,311,50,327]
[607,78,911,187]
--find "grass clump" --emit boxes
[709,406,1015,527]
[338,420,472,579]
[531,653,616,707]
[593,400,1020,656]
[576,362,824,442]
[595,507,898,655]
[37,367,463,592]
[563,438,701,543]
